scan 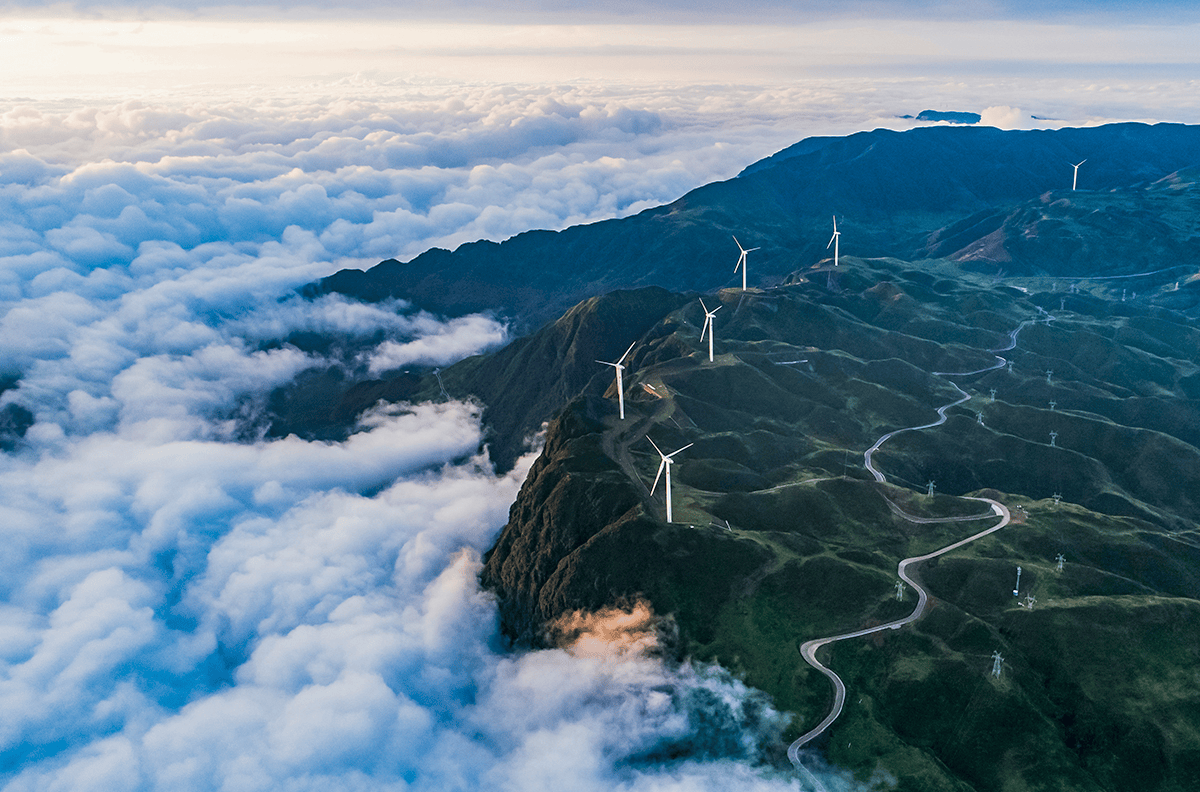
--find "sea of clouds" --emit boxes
[0,81,882,791]
[4,50,1197,787]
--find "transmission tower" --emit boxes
[1056,553,1065,572]
[991,651,1004,678]
[895,580,905,600]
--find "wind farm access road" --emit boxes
[788,316,1035,772]
[787,495,1011,768]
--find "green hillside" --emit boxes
[478,251,1200,791]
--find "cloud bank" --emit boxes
[0,77,873,790]
[2,21,1198,785]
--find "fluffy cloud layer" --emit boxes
[0,79,875,790]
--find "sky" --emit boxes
[1,2,1198,790]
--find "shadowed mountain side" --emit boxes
[262,287,690,471]
[306,123,1200,330]
[430,287,693,470]
[920,174,1200,279]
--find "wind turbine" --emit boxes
[732,235,759,291]
[596,341,636,420]
[827,215,841,267]
[648,437,693,523]
[699,298,721,362]
[1071,159,1086,191]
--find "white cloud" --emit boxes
[366,314,508,373]
[0,81,828,782]
[979,105,1031,129]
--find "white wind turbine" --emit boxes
[827,215,841,267]
[1071,159,1086,191]
[732,235,759,291]
[648,437,693,523]
[597,341,636,420]
[699,297,721,362]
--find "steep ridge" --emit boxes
[480,252,1200,791]
[307,123,1200,330]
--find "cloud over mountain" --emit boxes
[0,82,843,790]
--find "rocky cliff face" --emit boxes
[481,392,772,648]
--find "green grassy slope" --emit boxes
[481,249,1200,790]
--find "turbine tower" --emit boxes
[699,298,722,362]
[648,437,693,523]
[827,215,841,267]
[732,235,759,291]
[596,341,636,420]
[1071,159,1086,191]
[1013,565,1022,597]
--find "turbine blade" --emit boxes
[732,234,744,252]
[647,436,664,457]
[827,235,836,248]
[651,459,665,495]
[747,247,760,252]
[832,215,837,232]
[701,316,710,340]
[667,442,694,458]
[699,297,708,313]
[712,305,722,314]
[616,341,636,365]
[596,360,616,367]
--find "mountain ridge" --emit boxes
[307,122,1200,331]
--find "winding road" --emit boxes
[787,317,1034,774]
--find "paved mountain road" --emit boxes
[788,317,1033,774]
